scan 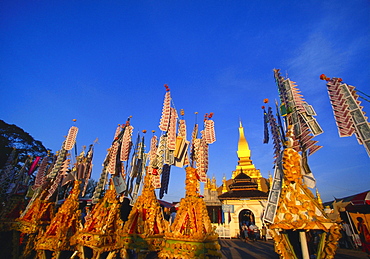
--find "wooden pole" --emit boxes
[299,231,310,259]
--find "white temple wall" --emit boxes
[221,200,266,238]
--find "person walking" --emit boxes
[342,221,355,249]
[255,227,260,241]
[261,224,267,241]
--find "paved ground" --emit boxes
[219,238,369,259]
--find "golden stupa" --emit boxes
[16,187,55,259]
[35,180,81,258]
[73,179,123,259]
[17,188,55,235]
[117,173,169,258]
[158,167,221,259]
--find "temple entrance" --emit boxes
[239,209,255,227]
[238,209,255,239]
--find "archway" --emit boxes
[238,209,255,239]
[239,209,255,227]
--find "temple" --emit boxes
[204,121,270,238]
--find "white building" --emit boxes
[204,122,271,238]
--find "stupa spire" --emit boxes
[234,120,261,179]
[237,120,251,161]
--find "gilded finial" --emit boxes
[316,188,323,206]
[211,176,217,191]
[222,175,227,193]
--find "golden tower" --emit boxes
[233,121,262,184]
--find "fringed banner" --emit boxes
[47,148,67,179]
[167,107,178,151]
[33,156,49,190]
[267,107,282,162]
[64,126,78,151]
[263,107,269,144]
[120,125,133,162]
[159,85,171,132]
[82,144,94,196]
[159,164,171,199]
[204,118,216,144]
[322,75,370,156]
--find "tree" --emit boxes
[0,120,49,170]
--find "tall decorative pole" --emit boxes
[17,124,79,258]
[265,127,341,259]
[263,70,342,259]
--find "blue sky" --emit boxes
[1,1,369,203]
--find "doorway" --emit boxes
[239,209,255,227]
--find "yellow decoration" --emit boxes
[16,188,56,258]
[211,176,217,191]
[269,127,341,258]
[222,176,227,194]
[17,190,55,235]
[158,167,221,259]
[234,121,262,179]
[73,179,123,258]
[35,181,81,257]
[117,173,168,255]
